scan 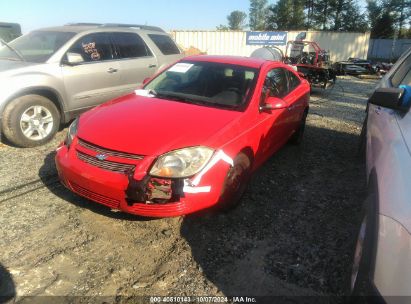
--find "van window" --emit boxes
[67,33,113,63]
[148,34,180,55]
[112,32,152,58]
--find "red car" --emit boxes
[55,55,310,217]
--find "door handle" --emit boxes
[148,64,157,68]
[107,68,118,73]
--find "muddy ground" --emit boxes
[0,76,377,303]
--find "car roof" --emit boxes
[33,23,166,34]
[182,55,273,69]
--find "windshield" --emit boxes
[0,30,75,62]
[144,61,258,110]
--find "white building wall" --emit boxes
[170,30,370,62]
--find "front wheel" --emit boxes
[217,153,251,211]
[2,95,60,147]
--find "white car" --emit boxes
[351,47,411,302]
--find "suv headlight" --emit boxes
[150,146,214,178]
[65,118,79,147]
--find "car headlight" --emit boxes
[150,146,214,178]
[65,118,79,147]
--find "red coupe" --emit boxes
[55,55,310,217]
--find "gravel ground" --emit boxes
[0,76,377,303]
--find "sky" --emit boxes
[0,0,251,33]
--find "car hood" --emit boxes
[0,59,36,72]
[78,94,242,156]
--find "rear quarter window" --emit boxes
[391,51,411,87]
[112,32,152,58]
[148,34,180,55]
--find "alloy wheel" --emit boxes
[19,105,54,141]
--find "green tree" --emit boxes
[390,0,411,37]
[227,10,248,30]
[266,0,305,30]
[216,24,230,31]
[249,0,268,30]
[372,10,396,37]
[339,0,368,31]
[312,0,332,30]
[367,0,381,33]
[367,0,396,37]
[306,0,368,32]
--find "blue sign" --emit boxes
[246,31,288,46]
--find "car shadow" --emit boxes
[180,124,366,300]
[38,151,153,222]
[0,263,16,303]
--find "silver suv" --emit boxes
[351,47,411,301]
[0,23,183,147]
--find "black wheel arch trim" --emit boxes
[366,168,380,293]
[0,86,67,123]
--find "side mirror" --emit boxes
[142,77,151,85]
[298,72,305,78]
[260,96,287,112]
[369,87,411,112]
[63,52,84,66]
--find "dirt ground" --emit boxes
[0,76,377,303]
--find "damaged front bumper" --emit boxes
[55,143,231,217]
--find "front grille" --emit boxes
[77,138,143,160]
[77,151,135,173]
[70,181,120,209]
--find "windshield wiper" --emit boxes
[0,39,25,61]
[153,91,205,104]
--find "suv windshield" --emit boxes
[144,61,258,110]
[0,30,75,63]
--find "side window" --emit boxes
[148,34,180,55]
[286,70,301,92]
[391,53,411,87]
[265,68,289,98]
[401,69,411,86]
[112,32,152,58]
[67,33,113,63]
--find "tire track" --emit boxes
[0,174,59,203]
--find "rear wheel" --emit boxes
[217,153,251,211]
[2,95,60,147]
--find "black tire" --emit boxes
[289,111,307,145]
[349,193,377,303]
[217,153,251,211]
[2,95,60,147]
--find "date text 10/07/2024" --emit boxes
[149,296,257,303]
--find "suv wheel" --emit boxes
[2,95,60,147]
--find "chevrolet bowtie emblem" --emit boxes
[95,154,107,161]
